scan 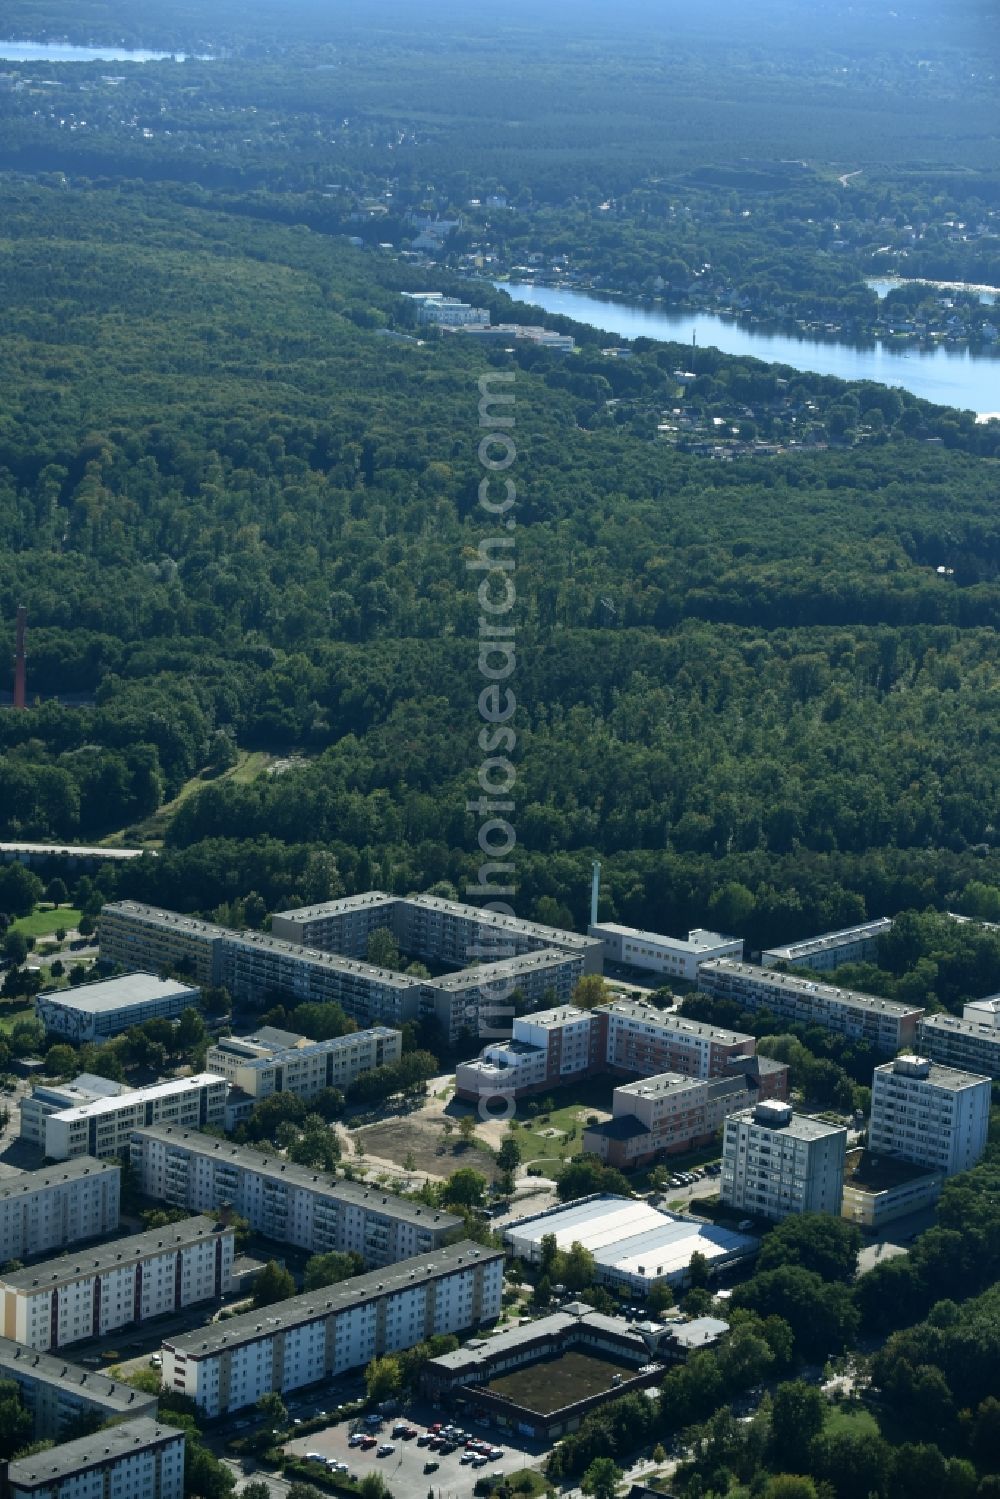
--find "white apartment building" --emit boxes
[869,1054,991,1176]
[162,1239,504,1416]
[720,1101,847,1221]
[917,1011,1000,1078]
[0,1338,158,1437]
[6,1419,184,1499]
[20,1075,128,1149]
[130,1126,461,1264]
[761,918,893,972]
[698,960,923,1053]
[0,1158,119,1262]
[588,923,743,981]
[42,1075,228,1162]
[35,974,200,1043]
[206,1025,401,1101]
[455,1005,596,1103]
[0,1216,233,1352]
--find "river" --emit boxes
[0,41,202,61]
[498,282,1000,417]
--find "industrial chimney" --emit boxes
[590,860,601,930]
[12,605,26,710]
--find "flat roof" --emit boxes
[0,843,145,861]
[429,948,576,992]
[616,1071,704,1100]
[230,931,420,989]
[730,1106,846,1142]
[877,1055,992,1090]
[132,1126,463,1231]
[0,1337,157,1417]
[699,960,923,1018]
[24,1074,127,1108]
[2,1217,226,1291]
[211,1025,398,1063]
[763,918,892,960]
[517,1006,588,1028]
[165,1239,503,1359]
[920,1012,1000,1038]
[428,1304,649,1373]
[49,1074,225,1126]
[505,1195,757,1280]
[271,892,399,921]
[37,973,197,1014]
[401,892,600,953]
[101,902,232,939]
[0,1157,117,1202]
[844,1149,941,1193]
[596,1000,753,1045]
[590,923,738,953]
[8,1418,182,1486]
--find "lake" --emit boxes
[498,282,1000,416]
[0,41,200,62]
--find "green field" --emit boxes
[11,907,82,939]
[824,1402,880,1440]
[513,1080,616,1171]
[0,1004,35,1034]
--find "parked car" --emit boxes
[376,1444,395,1458]
[472,1455,489,1467]
[424,1462,439,1474]
[359,1436,377,1450]
[417,1434,432,1447]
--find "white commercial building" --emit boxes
[0,1216,233,1351]
[503,1195,757,1292]
[761,918,893,972]
[162,1239,504,1416]
[720,1101,847,1222]
[6,1419,184,1499]
[0,1158,119,1263]
[206,1024,401,1102]
[588,924,743,981]
[698,960,923,1053]
[35,974,200,1043]
[130,1126,461,1265]
[42,1074,228,1162]
[869,1054,991,1176]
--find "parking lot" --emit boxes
[286,1410,540,1499]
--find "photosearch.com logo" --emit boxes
[466,371,519,1121]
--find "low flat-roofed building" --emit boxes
[206,1025,401,1101]
[130,1125,462,1265]
[962,995,1000,1024]
[0,1215,234,1351]
[35,974,200,1043]
[588,923,743,981]
[721,1101,847,1221]
[20,1075,127,1149]
[43,1074,227,1162]
[841,1148,943,1230]
[504,1195,757,1292]
[869,1054,990,1176]
[761,918,893,972]
[0,1338,157,1437]
[917,1011,1000,1077]
[698,960,922,1053]
[162,1239,504,1416]
[6,1418,184,1499]
[0,1158,119,1262]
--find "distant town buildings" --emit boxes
[588,923,743,980]
[130,1126,462,1265]
[697,960,922,1053]
[0,1216,233,1351]
[761,918,893,972]
[162,1239,504,1416]
[868,1054,990,1176]
[0,1158,119,1263]
[35,973,200,1043]
[720,1100,848,1221]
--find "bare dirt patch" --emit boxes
[354,1112,500,1182]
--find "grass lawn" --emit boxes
[502,1471,549,1497]
[11,906,82,939]
[511,1078,616,1170]
[0,1003,35,1034]
[824,1402,880,1440]
[103,750,278,846]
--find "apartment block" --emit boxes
[0,1158,119,1262]
[130,1126,461,1265]
[269,892,401,957]
[917,1011,1000,1077]
[455,1005,598,1103]
[761,918,893,972]
[0,1216,233,1351]
[0,1338,157,1438]
[224,932,423,1027]
[869,1054,991,1176]
[20,1076,128,1150]
[6,1419,184,1499]
[422,948,585,1045]
[595,1001,757,1080]
[391,893,602,972]
[35,974,200,1044]
[583,1057,790,1169]
[588,923,743,981]
[42,1075,228,1162]
[720,1101,847,1221]
[161,1239,504,1416]
[98,903,230,987]
[698,960,922,1053]
[206,1025,401,1102]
